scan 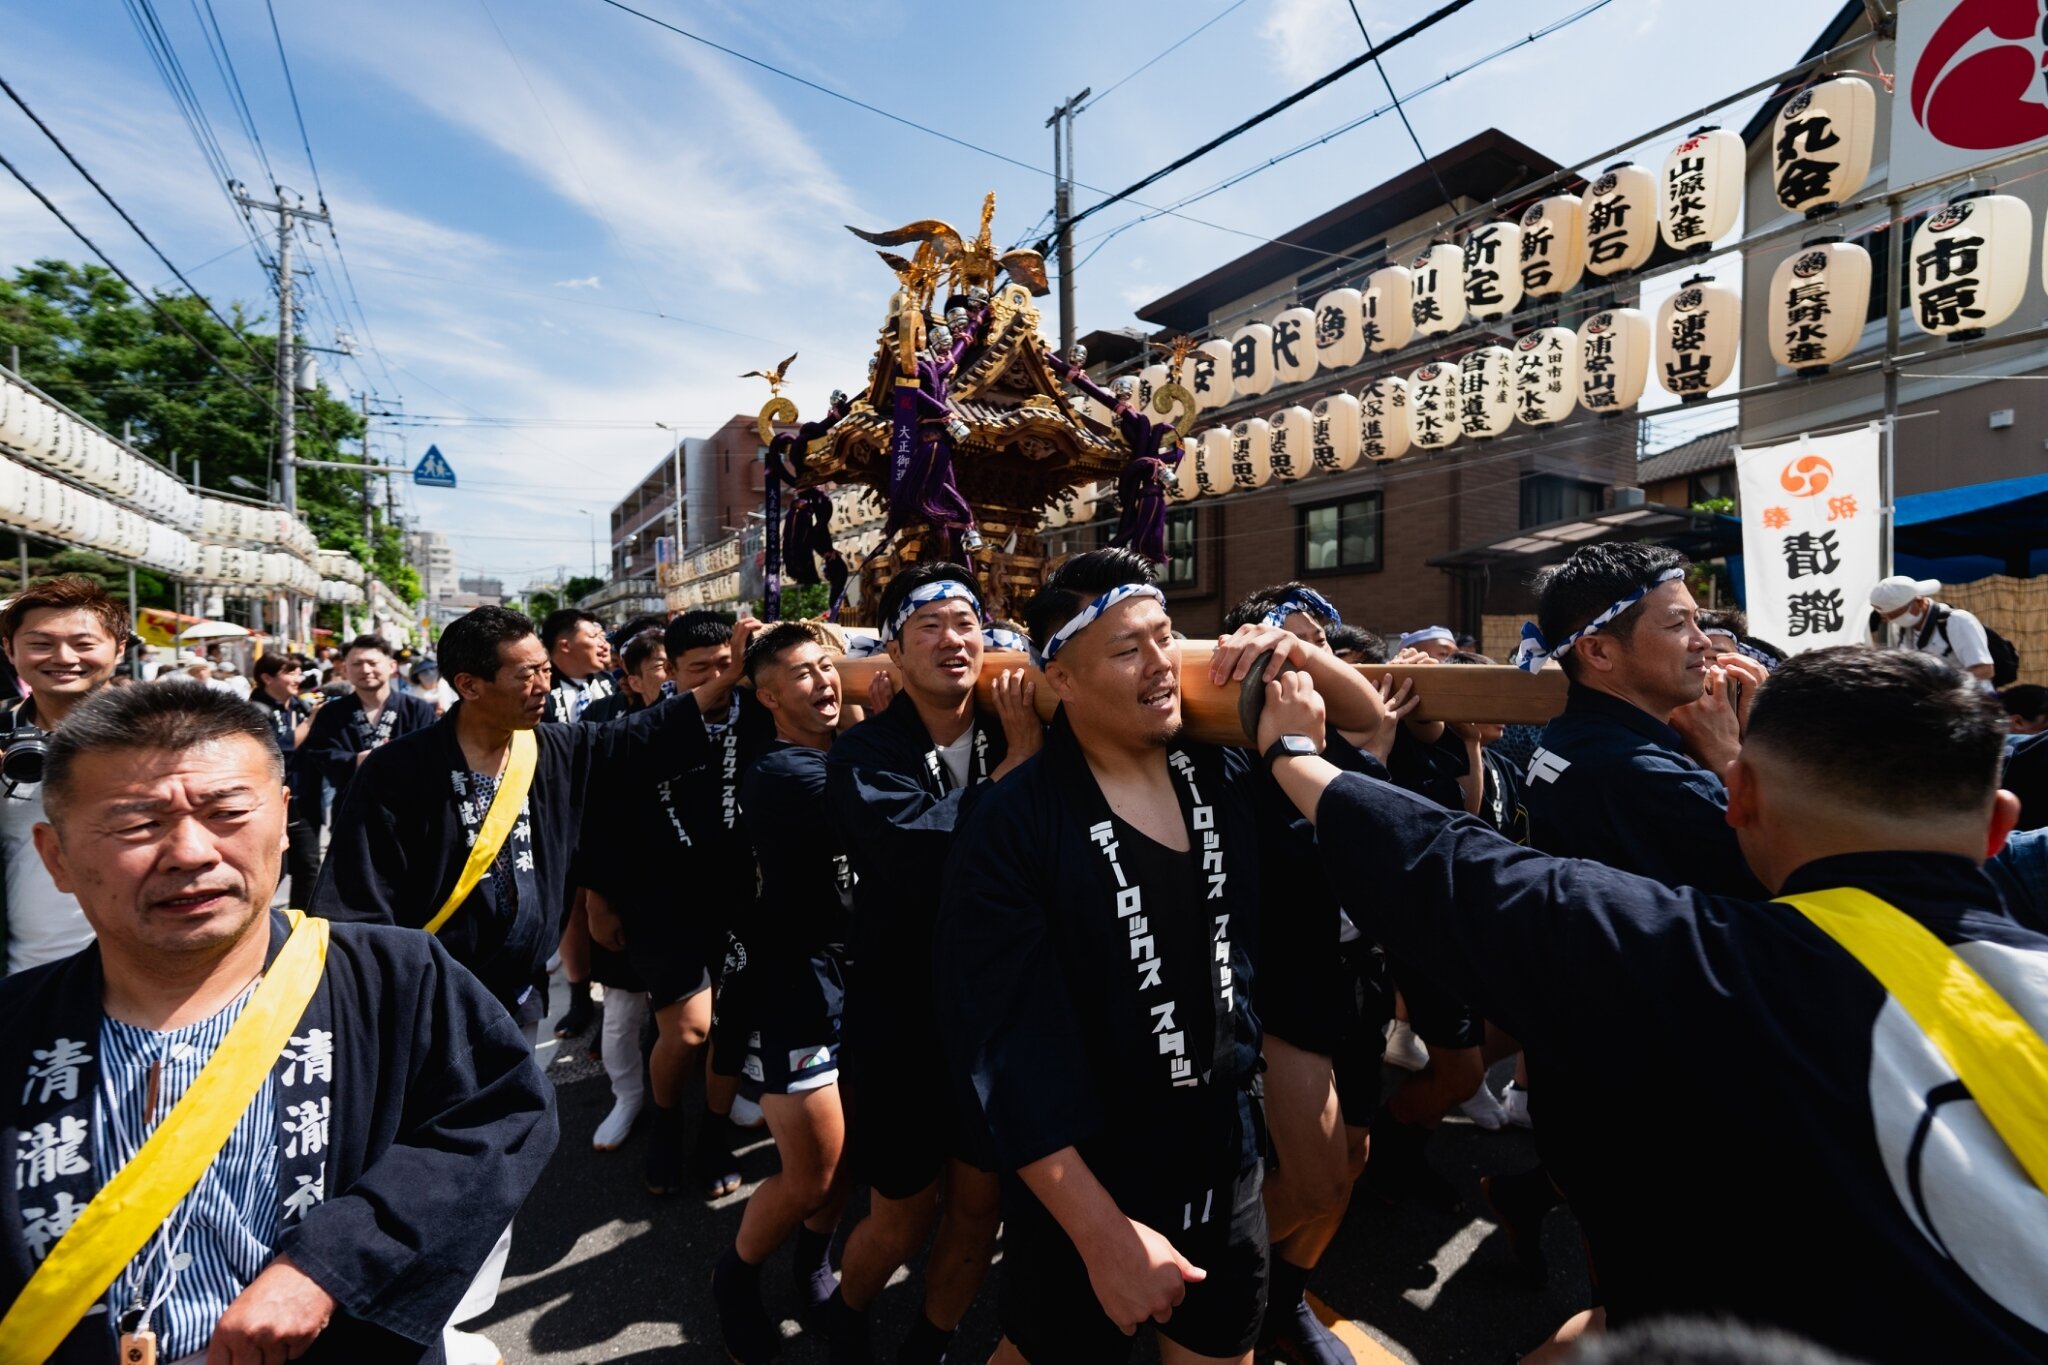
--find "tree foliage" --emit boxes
[0,259,419,602]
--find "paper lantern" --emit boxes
[1768,240,1871,372]
[1268,407,1313,481]
[1660,126,1741,253]
[1190,338,1234,412]
[1136,363,1168,414]
[1656,276,1739,401]
[1458,346,1515,439]
[1519,195,1586,299]
[1910,194,2031,340]
[1170,444,1201,502]
[1408,363,1461,450]
[1312,288,1365,372]
[1512,327,1579,427]
[1311,393,1362,472]
[1363,265,1415,353]
[1464,222,1524,321]
[1229,418,1273,489]
[1410,243,1466,337]
[1359,378,1411,463]
[1195,427,1232,497]
[1583,163,1658,277]
[1771,76,1875,217]
[1270,306,1318,387]
[1228,323,1275,399]
[1578,308,1650,414]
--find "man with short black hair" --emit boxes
[0,575,128,974]
[2000,684,2047,740]
[295,635,435,819]
[251,652,325,903]
[0,681,555,1363]
[539,607,616,1035]
[1267,645,2048,1364]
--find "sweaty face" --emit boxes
[462,634,551,730]
[3,607,118,705]
[889,597,982,706]
[36,736,283,959]
[1053,595,1180,749]
[557,621,610,679]
[624,652,669,705]
[1607,579,1713,709]
[759,641,840,744]
[344,647,394,694]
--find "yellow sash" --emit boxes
[422,728,538,936]
[0,910,330,1365]
[1777,886,2048,1197]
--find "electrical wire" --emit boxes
[1085,0,1252,111]
[1344,0,1457,214]
[190,0,276,190]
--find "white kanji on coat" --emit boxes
[283,1097,330,1159]
[280,1029,333,1088]
[17,1117,89,1188]
[20,1190,84,1257]
[282,1166,325,1222]
[23,1038,91,1104]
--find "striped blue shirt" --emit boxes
[94,986,280,1360]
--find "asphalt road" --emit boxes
[480,986,1591,1364]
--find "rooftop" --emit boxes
[1634,427,1739,484]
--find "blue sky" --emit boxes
[0,0,1851,589]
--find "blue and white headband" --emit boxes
[982,625,1032,655]
[884,578,984,641]
[1398,625,1454,651]
[1040,582,1165,664]
[1263,587,1343,630]
[1511,568,1686,674]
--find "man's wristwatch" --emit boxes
[1262,734,1320,768]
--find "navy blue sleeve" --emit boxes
[299,699,364,797]
[311,742,417,927]
[1988,828,2048,937]
[1572,749,1764,897]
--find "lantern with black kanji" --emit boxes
[1137,363,1167,412]
[1364,264,1415,352]
[1313,288,1365,371]
[1578,308,1650,414]
[1230,417,1273,489]
[1192,338,1234,411]
[1271,306,1318,387]
[1464,222,1524,321]
[1459,346,1515,439]
[1269,406,1313,480]
[1660,126,1741,254]
[1520,195,1586,298]
[1655,276,1738,401]
[1583,163,1658,277]
[1229,322,1275,398]
[1910,193,2032,341]
[1513,327,1578,427]
[1312,393,1362,471]
[1409,362,1461,449]
[1359,378,1410,462]
[1410,243,1467,337]
[1768,239,1871,372]
[1195,427,1232,497]
[1771,76,1875,217]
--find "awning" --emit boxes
[1427,503,1739,572]
[1894,472,2048,582]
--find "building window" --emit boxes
[1298,494,1383,574]
[1162,508,1198,585]
[1521,474,1604,527]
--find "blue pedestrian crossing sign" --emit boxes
[413,445,457,488]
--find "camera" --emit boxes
[0,723,49,788]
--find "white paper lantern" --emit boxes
[1578,308,1651,414]
[1191,338,1234,412]
[1409,362,1461,449]
[1137,363,1168,414]
[1359,378,1412,463]
[69,495,102,549]
[1660,126,1742,254]
[1170,445,1201,502]
[1195,427,1232,498]
[1228,323,1275,399]
[1771,76,1875,217]
[1410,243,1466,337]
[1270,306,1318,387]
[1311,393,1362,472]
[0,460,20,520]
[1266,406,1313,481]
[1520,195,1586,299]
[1512,327,1579,427]
[1458,346,1515,439]
[1768,240,1871,372]
[1362,265,1415,353]
[1464,222,1524,321]
[1312,288,1365,372]
[1655,276,1739,401]
[1910,194,2031,340]
[46,485,81,540]
[1229,418,1273,489]
[1583,163,1658,277]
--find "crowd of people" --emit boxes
[0,547,2041,1365]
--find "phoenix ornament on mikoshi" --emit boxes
[744,352,854,620]
[1046,336,1198,563]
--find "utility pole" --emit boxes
[233,186,328,514]
[360,392,375,555]
[1046,87,1089,357]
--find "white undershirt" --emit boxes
[935,730,975,789]
[0,780,93,973]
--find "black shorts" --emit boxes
[999,1162,1268,1363]
[617,902,714,1009]
[1388,950,1484,1051]
[708,933,753,1078]
[841,1002,984,1200]
[1266,938,1390,1129]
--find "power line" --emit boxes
[1086,0,1251,110]
[190,0,276,190]
[1344,0,1456,214]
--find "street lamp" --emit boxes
[576,508,597,582]
[654,421,683,552]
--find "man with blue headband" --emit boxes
[822,562,1042,1364]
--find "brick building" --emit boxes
[608,414,771,582]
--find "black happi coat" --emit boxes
[0,913,557,1362]
[296,690,437,809]
[312,694,711,1021]
[1314,769,2048,1364]
[733,741,854,1044]
[935,712,1262,1222]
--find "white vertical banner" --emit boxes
[1735,424,1882,652]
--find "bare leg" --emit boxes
[735,1085,846,1264]
[1391,1044,1485,1127]
[1260,1036,1352,1243]
[838,1181,939,1310]
[650,991,712,1109]
[988,1339,1030,1365]
[1275,1124,1369,1270]
[1522,1307,1605,1363]
[1160,1340,1252,1365]
[924,1161,1001,1330]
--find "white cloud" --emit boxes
[552,275,601,290]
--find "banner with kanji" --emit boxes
[1735,424,1881,652]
